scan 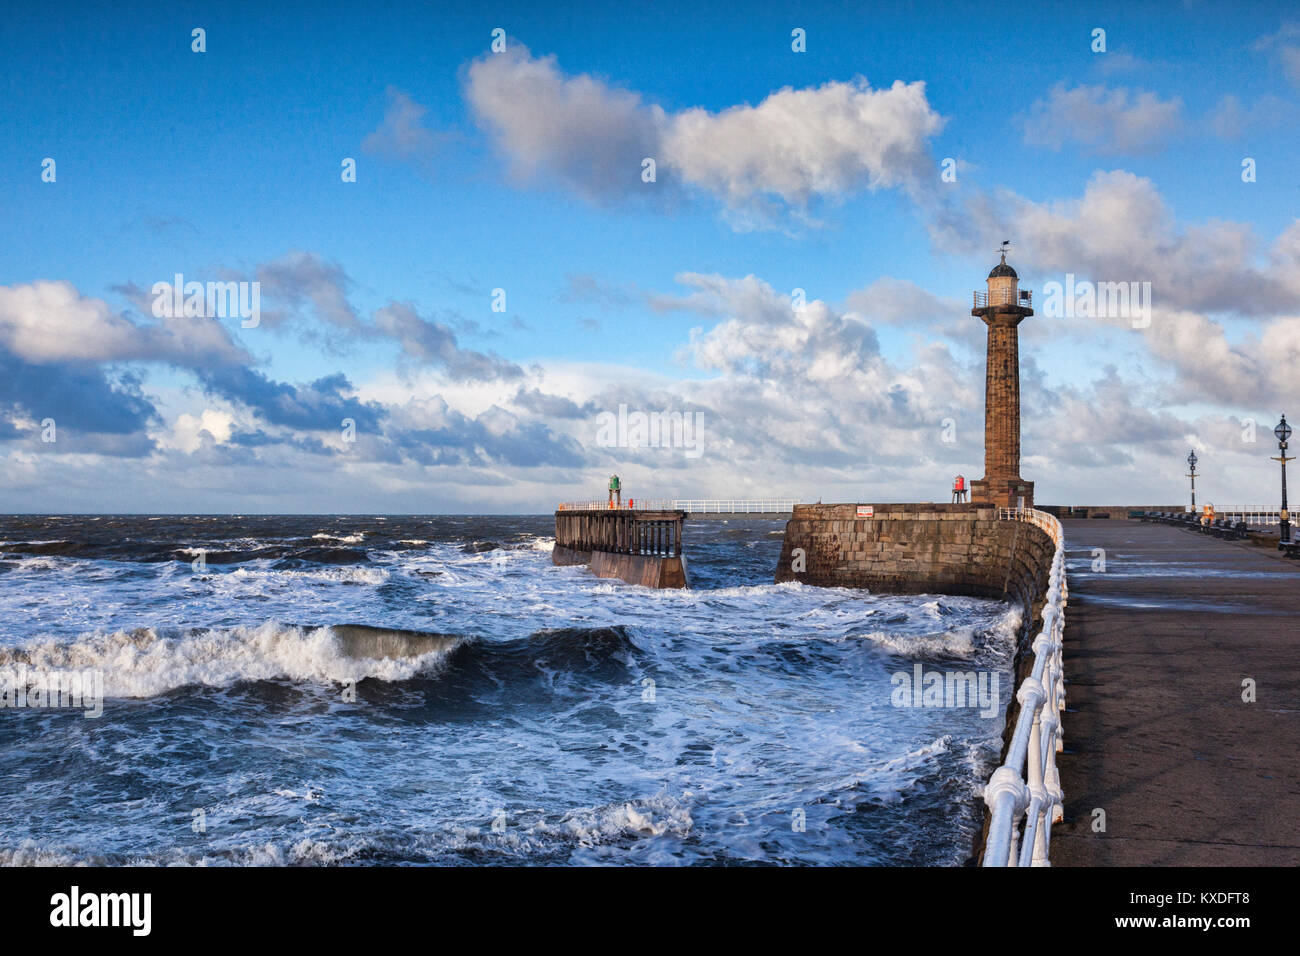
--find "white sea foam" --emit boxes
[852,627,978,658]
[0,840,87,867]
[0,623,462,698]
[538,793,694,844]
[825,735,955,802]
[0,791,695,868]
[225,566,389,586]
[13,557,64,571]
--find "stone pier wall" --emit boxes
[774,503,1056,623]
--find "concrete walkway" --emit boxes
[1051,519,1300,865]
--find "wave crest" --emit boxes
[0,623,462,698]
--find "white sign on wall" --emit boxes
[856,505,874,518]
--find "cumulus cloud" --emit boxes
[0,280,239,455]
[0,273,553,476]
[0,280,250,368]
[0,347,159,455]
[932,169,1300,317]
[1022,83,1184,154]
[664,78,943,205]
[464,47,664,200]
[845,277,967,327]
[645,273,976,471]
[510,386,593,419]
[0,280,257,455]
[464,46,943,224]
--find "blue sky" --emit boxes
[2,0,1298,512]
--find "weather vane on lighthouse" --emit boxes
[999,239,1011,261]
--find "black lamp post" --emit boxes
[1274,416,1293,543]
[1185,450,1198,512]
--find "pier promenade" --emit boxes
[1051,518,1300,865]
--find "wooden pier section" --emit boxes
[553,508,689,588]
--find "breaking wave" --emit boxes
[0,623,463,697]
[0,623,643,699]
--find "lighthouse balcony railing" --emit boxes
[974,289,1032,308]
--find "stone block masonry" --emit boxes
[970,254,1034,509]
[774,503,1056,628]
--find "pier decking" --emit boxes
[1051,518,1300,865]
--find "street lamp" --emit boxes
[1185,450,1198,512]
[1273,415,1293,543]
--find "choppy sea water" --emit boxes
[0,515,1019,866]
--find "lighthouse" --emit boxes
[970,246,1034,510]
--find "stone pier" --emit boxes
[774,503,1056,623]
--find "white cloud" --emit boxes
[256,251,360,331]
[167,409,237,453]
[1022,83,1184,154]
[362,87,448,165]
[464,46,664,201]
[933,169,1300,317]
[464,46,943,224]
[927,169,1300,407]
[0,280,249,367]
[372,302,523,381]
[662,78,943,205]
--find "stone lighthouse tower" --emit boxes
[970,248,1034,509]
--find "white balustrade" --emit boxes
[984,507,1068,866]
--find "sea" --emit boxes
[0,514,1021,866]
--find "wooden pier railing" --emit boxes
[554,509,684,557]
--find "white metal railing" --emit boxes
[673,499,797,513]
[984,507,1068,866]
[1213,506,1282,526]
[996,507,1063,547]
[556,498,676,512]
